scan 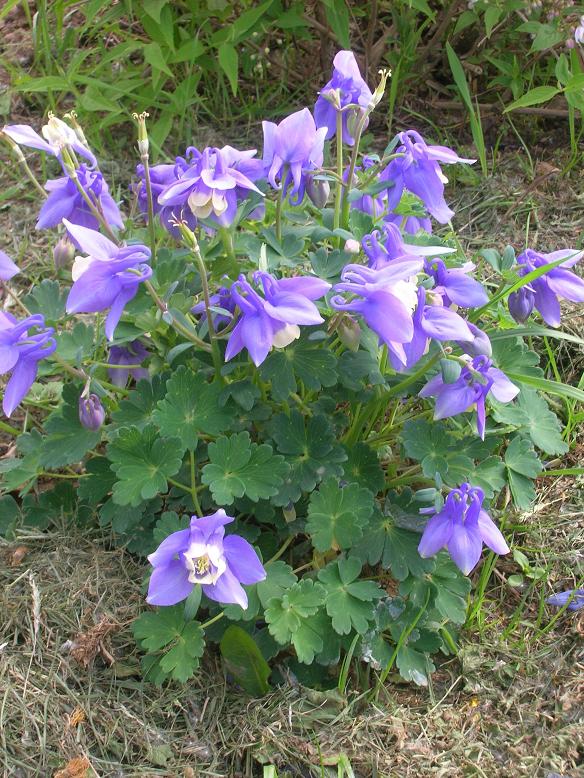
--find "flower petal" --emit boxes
[447,523,483,575]
[146,559,193,606]
[477,510,509,555]
[418,511,453,558]
[223,535,266,585]
[203,567,248,608]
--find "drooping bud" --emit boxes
[456,322,492,358]
[508,288,535,323]
[305,175,330,209]
[53,236,75,269]
[344,238,360,254]
[79,393,105,430]
[337,315,361,351]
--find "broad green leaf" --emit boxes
[269,411,346,505]
[24,280,67,324]
[223,561,297,622]
[153,366,236,450]
[491,388,568,455]
[134,606,205,683]
[505,436,541,509]
[306,479,374,552]
[322,0,350,48]
[218,42,238,95]
[111,376,167,430]
[231,0,273,40]
[0,495,21,537]
[504,85,560,111]
[56,322,95,362]
[400,554,471,624]
[78,457,116,503]
[265,579,326,645]
[40,384,101,468]
[317,557,383,635]
[143,41,173,78]
[202,432,289,505]
[351,511,434,581]
[260,338,338,401]
[108,425,183,506]
[153,510,190,544]
[291,610,331,664]
[491,337,543,379]
[342,443,385,493]
[220,625,270,696]
[396,645,435,686]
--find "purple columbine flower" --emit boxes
[384,212,433,236]
[37,165,123,232]
[0,250,19,280]
[79,393,105,430]
[546,588,584,611]
[107,340,150,387]
[314,50,373,145]
[64,220,152,341]
[455,322,492,358]
[362,222,455,270]
[380,130,475,224]
[419,355,519,438]
[158,146,262,228]
[331,259,423,366]
[388,287,475,371]
[425,258,489,308]
[225,271,331,367]
[262,108,328,204]
[510,248,584,327]
[418,483,509,575]
[345,155,386,218]
[3,116,96,167]
[192,285,237,331]
[146,510,266,608]
[136,155,197,237]
[0,311,56,416]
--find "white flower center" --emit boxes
[183,543,226,585]
[272,323,301,348]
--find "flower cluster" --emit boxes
[1,48,582,690]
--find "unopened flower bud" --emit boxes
[79,393,105,430]
[508,288,535,323]
[282,503,296,523]
[306,175,330,208]
[456,323,492,358]
[53,236,75,269]
[321,87,342,110]
[337,315,361,351]
[344,238,360,254]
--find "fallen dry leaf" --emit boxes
[53,755,91,778]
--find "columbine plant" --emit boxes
[0,54,582,691]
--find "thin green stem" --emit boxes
[1,134,47,198]
[0,419,20,436]
[167,476,196,494]
[219,227,236,264]
[333,111,344,240]
[144,280,212,353]
[190,244,224,382]
[266,535,295,566]
[140,153,157,264]
[201,611,224,630]
[341,111,369,229]
[190,449,203,517]
[275,166,288,243]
